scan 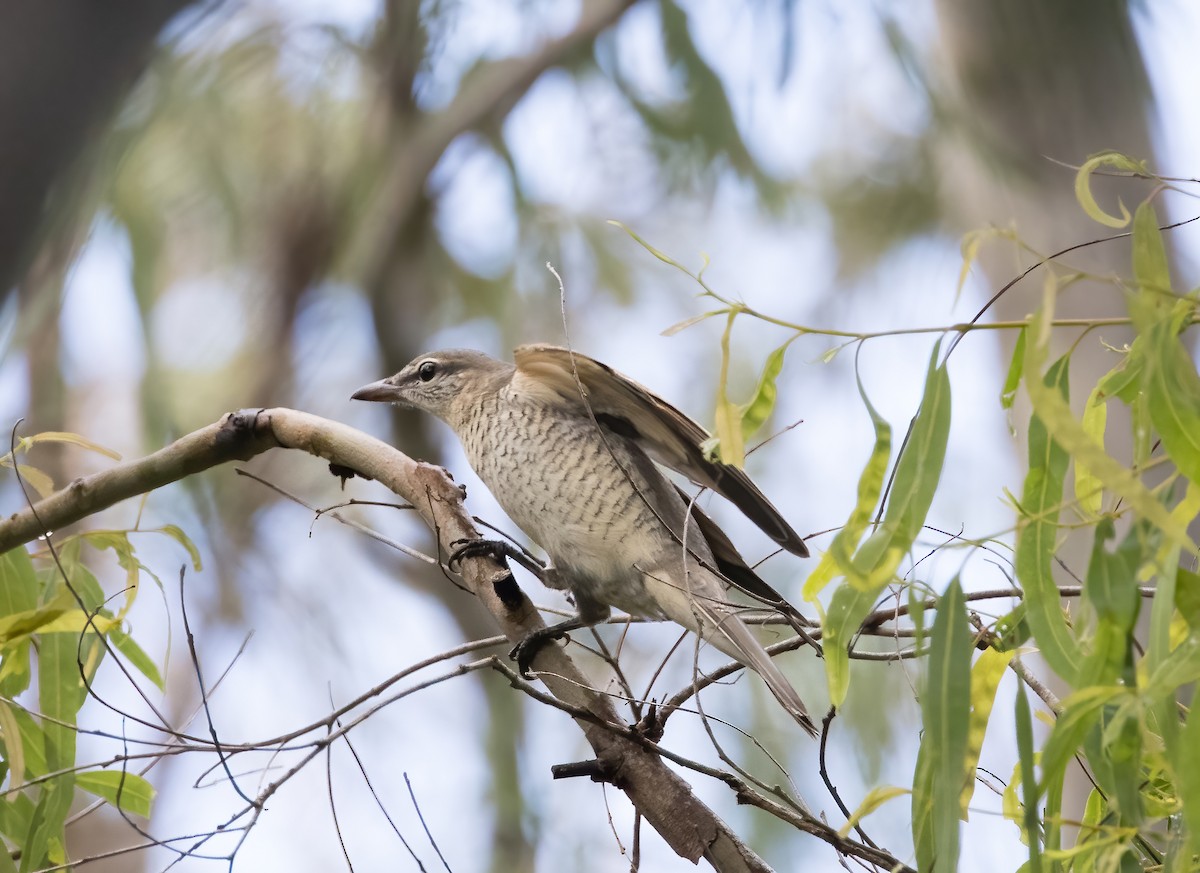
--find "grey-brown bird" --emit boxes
[352,344,815,735]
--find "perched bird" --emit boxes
[352,344,815,734]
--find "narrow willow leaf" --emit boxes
[109,627,165,691]
[1073,152,1143,229]
[18,431,121,461]
[0,639,31,698]
[912,578,971,872]
[0,591,74,647]
[661,309,725,337]
[1143,317,1200,487]
[26,593,91,873]
[1130,201,1171,325]
[958,228,1003,301]
[739,337,796,443]
[713,309,745,467]
[1075,520,1142,689]
[152,525,203,572]
[837,785,909,839]
[77,531,142,621]
[1142,634,1200,700]
[822,346,950,703]
[960,647,1014,816]
[1015,355,1079,681]
[12,707,47,778]
[1025,289,1194,553]
[1181,699,1200,859]
[1001,326,1027,412]
[0,831,14,873]
[1074,384,1107,517]
[803,369,892,601]
[0,702,24,793]
[1096,338,1145,406]
[822,584,874,707]
[607,220,680,267]
[1015,682,1042,873]
[76,771,155,819]
[1039,686,1127,794]
[876,347,952,551]
[0,549,37,620]
[0,461,54,498]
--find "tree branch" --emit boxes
[1,408,776,871]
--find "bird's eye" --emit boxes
[417,361,438,382]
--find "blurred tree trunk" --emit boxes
[933,0,1156,836]
[0,0,202,298]
[0,6,207,868]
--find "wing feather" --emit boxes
[513,344,809,557]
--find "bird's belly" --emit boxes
[464,414,669,617]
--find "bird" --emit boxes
[352,344,816,735]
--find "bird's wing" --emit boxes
[676,485,790,604]
[513,343,808,557]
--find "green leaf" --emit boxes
[738,337,796,444]
[961,647,1014,816]
[1015,683,1042,873]
[1014,354,1079,681]
[0,550,37,619]
[1039,685,1127,794]
[1001,326,1027,412]
[607,220,680,267]
[109,627,165,691]
[0,550,39,698]
[10,431,121,461]
[1075,519,1142,689]
[77,531,142,621]
[1074,384,1107,518]
[1130,201,1172,324]
[1073,152,1144,229]
[912,578,971,872]
[875,346,952,552]
[1143,316,1200,487]
[803,368,892,600]
[823,345,950,704]
[151,525,203,572]
[0,702,24,794]
[1096,345,1145,405]
[1025,286,1194,554]
[0,828,15,873]
[838,785,909,839]
[661,309,725,337]
[11,706,47,778]
[1176,566,1200,630]
[76,771,155,819]
[1181,696,1200,859]
[712,308,745,467]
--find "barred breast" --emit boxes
[456,387,675,616]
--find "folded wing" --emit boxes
[513,343,809,557]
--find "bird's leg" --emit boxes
[509,617,590,677]
[510,597,610,677]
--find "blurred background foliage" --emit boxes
[0,0,1194,870]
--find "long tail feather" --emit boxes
[696,602,817,737]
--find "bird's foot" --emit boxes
[448,537,543,577]
[509,618,587,677]
[509,626,568,678]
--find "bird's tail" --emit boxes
[692,602,818,737]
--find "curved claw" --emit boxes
[447,537,509,572]
[510,628,561,678]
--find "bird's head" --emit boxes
[351,349,511,427]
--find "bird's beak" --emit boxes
[351,378,401,403]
